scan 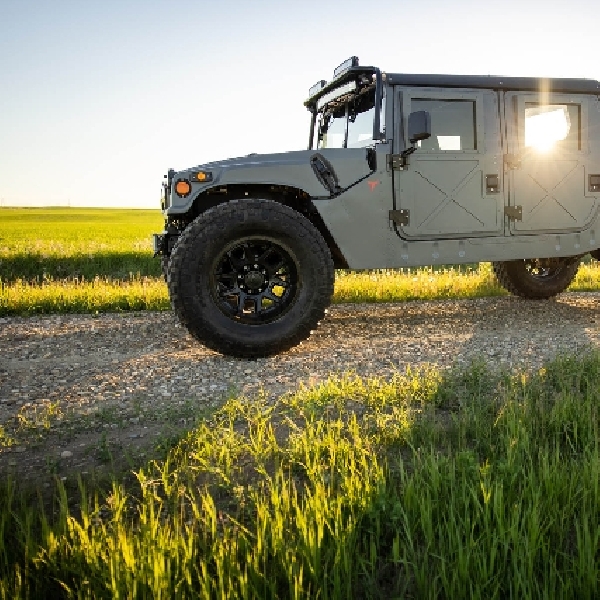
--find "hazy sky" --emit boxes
[1,0,598,208]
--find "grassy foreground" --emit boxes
[1,354,599,599]
[2,208,600,316]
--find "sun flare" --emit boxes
[525,105,571,152]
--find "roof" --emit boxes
[386,73,600,94]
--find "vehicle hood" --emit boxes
[189,149,333,197]
[167,147,374,214]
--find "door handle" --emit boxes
[486,174,500,194]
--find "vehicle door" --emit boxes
[504,92,598,233]
[393,87,504,239]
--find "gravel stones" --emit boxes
[1,296,600,420]
[1,294,599,478]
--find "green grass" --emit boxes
[0,275,170,315]
[334,264,505,301]
[2,207,600,316]
[0,208,164,281]
[0,208,167,314]
[0,353,598,598]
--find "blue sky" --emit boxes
[1,0,598,208]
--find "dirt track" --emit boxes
[1,293,599,482]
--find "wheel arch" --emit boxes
[168,183,349,268]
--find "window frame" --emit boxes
[514,93,587,155]
[400,88,485,155]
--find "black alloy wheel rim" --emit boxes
[210,238,299,324]
[523,259,564,281]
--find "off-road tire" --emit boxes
[492,258,580,299]
[168,198,335,358]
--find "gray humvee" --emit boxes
[154,56,600,358]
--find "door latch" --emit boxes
[589,174,600,192]
[486,174,500,194]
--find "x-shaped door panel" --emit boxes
[511,156,591,232]
[399,158,499,237]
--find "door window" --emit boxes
[411,99,477,152]
[524,103,580,152]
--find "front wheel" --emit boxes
[167,199,335,358]
[492,257,580,299]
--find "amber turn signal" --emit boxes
[175,179,192,197]
[191,171,212,183]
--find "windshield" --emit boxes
[315,87,377,149]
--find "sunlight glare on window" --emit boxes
[437,136,461,151]
[525,105,571,152]
[322,133,344,148]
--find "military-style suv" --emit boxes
[154,56,600,357]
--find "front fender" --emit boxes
[166,148,373,214]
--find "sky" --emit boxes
[1,0,598,209]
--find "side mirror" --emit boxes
[407,110,431,144]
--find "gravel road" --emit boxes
[1,293,599,481]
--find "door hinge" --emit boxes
[387,154,408,171]
[504,154,521,171]
[389,209,410,226]
[504,205,522,221]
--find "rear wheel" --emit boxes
[168,199,334,358]
[492,257,580,299]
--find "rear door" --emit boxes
[393,87,504,239]
[504,92,597,233]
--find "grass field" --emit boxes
[1,208,599,597]
[0,208,163,281]
[2,207,600,316]
[1,355,598,598]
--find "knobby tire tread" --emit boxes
[167,199,334,358]
[492,259,579,299]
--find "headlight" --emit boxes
[175,179,192,197]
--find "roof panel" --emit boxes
[386,73,600,94]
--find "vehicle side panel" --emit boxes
[311,86,600,268]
